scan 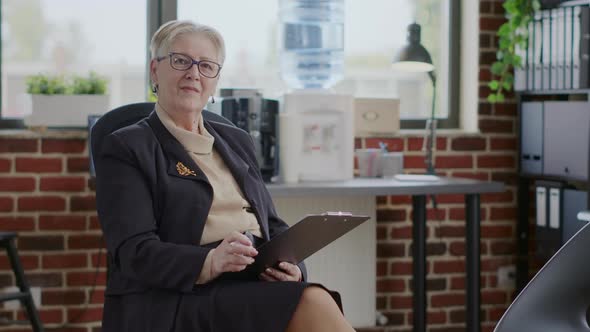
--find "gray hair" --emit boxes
[150,20,226,64]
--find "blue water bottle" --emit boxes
[279,0,345,89]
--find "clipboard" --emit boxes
[245,212,370,275]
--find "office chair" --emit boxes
[494,220,590,331]
[90,102,235,279]
[90,102,234,165]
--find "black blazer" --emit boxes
[95,111,306,330]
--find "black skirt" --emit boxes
[172,279,342,332]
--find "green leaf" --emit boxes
[487,94,498,103]
[496,93,506,103]
[489,80,500,90]
[491,62,504,75]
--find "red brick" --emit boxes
[42,139,86,153]
[40,177,86,192]
[377,261,388,277]
[482,258,514,272]
[90,252,107,268]
[452,172,490,181]
[431,294,465,307]
[435,156,473,169]
[42,253,88,269]
[27,272,63,287]
[0,197,12,211]
[68,234,104,250]
[491,241,515,255]
[433,260,465,274]
[0,158,10,172]
[482,191,513,203]
[389,295,413,309]
[490,207,517,220]
[404,155,427,169]
[390,262,413,275]
[428,311,447,325]
[15,157,62,173]
[477,155,515,168]
[480,17,506,31]
[42,289,86,305]
[479,85,492,98]
[377,243,405,258]
[66,307,103,323]
[451,276,465,290]
[479,102,492,115]
[365,138,404,151]
[0,177,35,192]
[489,307,508,321]
[377,209,406,222]
[482,290,507,305]
[479,67,492,81]
[354,138,362,149]
[494,103,517,116]
[449,207,486,221]
[70,195,96,211]
[18,196,66,212]
[450,242,466,256]
[67,157,90,173]
[479,119,514,133]
[89,216,101,230]
[449,309,466,323]
[0,254,39,270]
[490,137,517,151]
[90,288,106,304]
[39,215,86,231]
[0,138,38,153]
[482,225,513,238]
[67,271,106,287]
[377,225,387,240]
[389,195,412,204]
[437,194,465,204]
[18,235,64,251]
[376,278,406,292]
[408,137,423,151]
[390,226,412,239]
[480,1,491,14]
[427,208,446,221]
[436,225,465,238]
[0,216,35,231]
[17,308,63,324]
[451,137,486,151]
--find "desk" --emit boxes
[267,177,504,332]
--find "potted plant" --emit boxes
[23,71,109,127]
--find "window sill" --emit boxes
[0,128,88,139]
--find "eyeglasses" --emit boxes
[156,52,222,78]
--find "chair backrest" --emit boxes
[494,221,590,332]
[90,102,234,174]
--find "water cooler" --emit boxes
[278,0,353,182]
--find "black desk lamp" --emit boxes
[392,23,437,175]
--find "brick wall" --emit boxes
[0,1,516,331]
[0,134,104,332]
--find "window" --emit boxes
[1,0,147,123]
[0,0,459,129]
[177,0,460,129]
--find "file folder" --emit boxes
[535,183,562,261]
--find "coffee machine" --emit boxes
[209,89,278,182]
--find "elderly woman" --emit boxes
[95,20,355,332]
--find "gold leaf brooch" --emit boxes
[176,162,196,176]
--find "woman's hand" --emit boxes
[260,262,302,282]
[210,231,258,279]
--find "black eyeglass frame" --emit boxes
[156,52,222,78]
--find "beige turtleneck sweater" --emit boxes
[156,106,262,283]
